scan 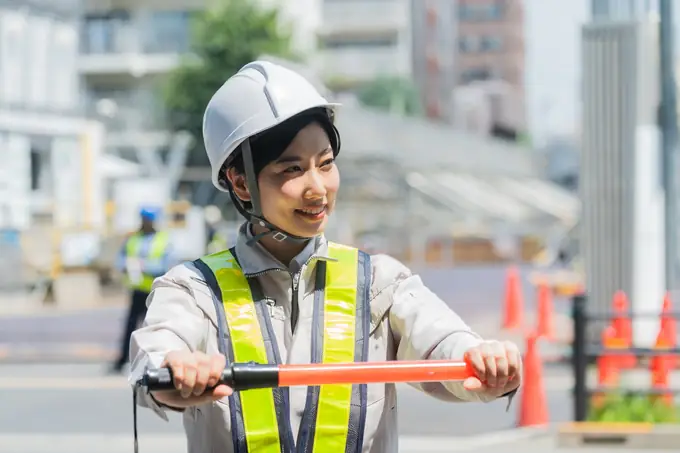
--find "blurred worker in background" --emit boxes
[204,204,230,254]
[129,61,521,452]
[206,227,228,254]
[111,207,174,373]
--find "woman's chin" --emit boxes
[289,213,328,237]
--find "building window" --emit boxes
[143,10,192,53]
[458,1,505,21]
[0,9,28,107]
[81,10,131,54]
[460,67,493,83]
[458,36,479,53]
[50,21,79,111]
[480,35,503,51]
[459,35,502,53]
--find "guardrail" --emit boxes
[571,293,680,421]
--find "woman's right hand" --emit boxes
[150,350,233,407]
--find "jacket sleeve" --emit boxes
[127,262,217,420]
[371,254,500,403]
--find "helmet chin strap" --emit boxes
[226,189,312,246]
[230,139,314,247]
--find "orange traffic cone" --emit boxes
[661,293,678,369]
[593,326,620,407]
[661,293,677,350]
[536,282,555,340]
[502,266,524,331]
[517,331,548,427]
[611,291,635,368]
[651,324,673,406]
[612,290,632,345]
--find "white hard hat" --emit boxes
[203,60,340,193]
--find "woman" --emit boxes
[130,61,522,453]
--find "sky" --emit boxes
[523,0,589,146]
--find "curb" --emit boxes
[400,425,554,451]
[557,422,680,449]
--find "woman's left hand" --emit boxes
[463,340,522,397]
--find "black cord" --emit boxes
[132,382,140,453]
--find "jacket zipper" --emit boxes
[245,268,287,279]
[246,255,324,337]
[291,272,301,334]
[290,255,323,335]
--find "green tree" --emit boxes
[356,76,423,117]
[163,0,294,165]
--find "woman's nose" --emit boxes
[304,170,326,198]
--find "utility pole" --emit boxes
[660,0,678,291]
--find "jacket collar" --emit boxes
[233,222,333,275]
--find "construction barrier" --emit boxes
[500,270,680,431]
[571,292,680,422]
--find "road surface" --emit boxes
[0,265,573,363]
[0,362,575,453]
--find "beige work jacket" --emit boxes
[129,223,516,453]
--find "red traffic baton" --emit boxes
[141,360,476,392]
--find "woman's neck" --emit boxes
[251,223,309,266]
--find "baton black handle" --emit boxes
[140,362,279,392]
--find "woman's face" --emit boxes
[228,122,340,238]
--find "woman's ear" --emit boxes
[226,167,251,202]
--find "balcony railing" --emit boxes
[317,46,411,81]
[85,95,168,132]
[321,0,408,34]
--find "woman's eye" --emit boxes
[284,165,302,174]
[321,158,334,167]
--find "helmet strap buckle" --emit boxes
[271,231,288,242]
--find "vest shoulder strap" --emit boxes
[192,247,293,453]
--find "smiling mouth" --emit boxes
[295,205,327,221]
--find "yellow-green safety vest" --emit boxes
[124,231,170,292]
[192,241,371,453]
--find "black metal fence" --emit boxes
[571,293,680,421]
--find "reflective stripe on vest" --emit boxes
[124,231,169,292]
[193,241,371,453]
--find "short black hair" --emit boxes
[218,108,339,190]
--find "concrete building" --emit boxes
[411,0,457,120]
[0,0,104,231]
[0,0,111,298]
[579,16,662,345]
[80,0,198,166]
[590,0,652,21]
[80,0,320,186]
[453,0,526,136]
[411,0,526,137]
[314,0,413,90]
